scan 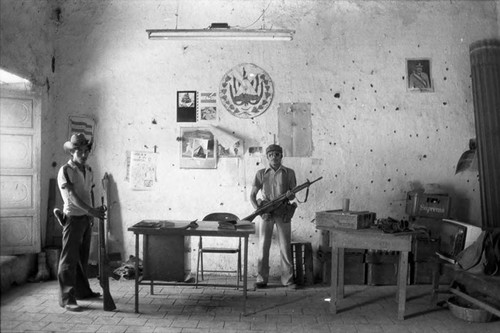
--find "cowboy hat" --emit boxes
[63,133,92,153]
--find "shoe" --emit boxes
[286,283,298,290]
[76,291,101,300]
[54,208,65,227]
[254,282,267,289]
[64,303,82,312]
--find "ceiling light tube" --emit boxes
[146,29,295,41]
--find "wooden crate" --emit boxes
[366,251,411,285]
[411,237,440,262]
[321,250,366,285]
[406,192,451,218]
[344,252,366,285]
[411,261,453,285]
[412,261,435,284]
[291,242,314,286]
[367,262,398,285]
[316,210,376,229]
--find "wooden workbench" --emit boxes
[316,226,413,320]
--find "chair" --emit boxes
[196,213,242,288]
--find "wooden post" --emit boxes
[470,39,500,229]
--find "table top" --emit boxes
[316,225,413,251]
[128,220,255,236]
[316,225,412,236]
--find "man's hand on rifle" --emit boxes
[89,205,107,220]
[257,198,269,207]
[261,213,271,221]
[286,190,295,201]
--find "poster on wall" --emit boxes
[210,125,244,158]
[179,127,217,169]
[68,115,95,142]
[406,59,433,92]
[219,63,275,119]
[129,151,158,190]
[278,103,312,157]
[198,92,217,122]
[177,91,197,122]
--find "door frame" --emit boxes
[0,87,42,255]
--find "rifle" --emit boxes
[99,173,116,311]
[242,176,323,222]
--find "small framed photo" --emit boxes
[406,59,433,92]
[177,91,197,122]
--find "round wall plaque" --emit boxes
[219,63,274,119]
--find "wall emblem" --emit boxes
[219,63,274,118]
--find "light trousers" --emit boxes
[256,215,294,286]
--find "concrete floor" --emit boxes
[1,276,499,333]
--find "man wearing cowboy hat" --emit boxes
[54,133,106,311]
[250,144,298,290]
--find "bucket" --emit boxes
[44,247,61,280]
[447,297,493,322]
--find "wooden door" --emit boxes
[0,88,41,254]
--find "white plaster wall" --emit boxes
[1,0,498,278]
[0,0,57,247]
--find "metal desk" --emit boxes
[316,226,413,320]
[128,220,255,314]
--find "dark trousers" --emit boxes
[58,214,94,306]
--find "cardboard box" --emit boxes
[406,192,451,218]
[316,210,376,229]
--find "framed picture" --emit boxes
[68,115,96,153]
[179,127,217,169]
[406,59,433,92]
[177,91,197,122]
[68,115,95,141]
[198,92,217,122]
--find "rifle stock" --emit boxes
[242,176,323,222]
[99,196,116,311]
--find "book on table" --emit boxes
[217,220,254,230]
[133,220,175,228]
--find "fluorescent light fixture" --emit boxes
[146,28,294,41]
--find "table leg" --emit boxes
[330,247,339,313]
[144,235,154,295]
[134,233,139,313]
[397,251,409,320]
[338,247,345,299]
[430,258,440,306]
[243,236,248,314]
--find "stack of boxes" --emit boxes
[316,210,376,285]
[406,191,451,284]
[319,229,367,286]
[366,250,400,285]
